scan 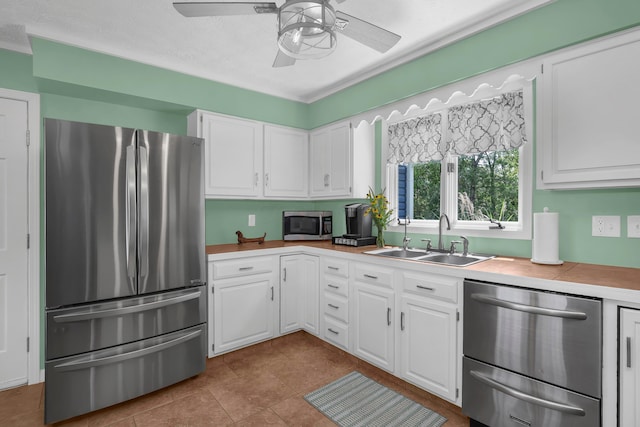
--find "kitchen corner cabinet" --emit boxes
[620,307,640,427]
[209,256,278,356]
[280,254,319,335]
[399,271,460,402]
[352,263,395,372]
[309,121,352,198]
[189,111,263,198]
[264,125,309,198]
[538,28,640,189]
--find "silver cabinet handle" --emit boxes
[387,307,391,326]
[265,173,269,187]
[417,285,435,291]
[364,274,378,280]
[53,329,202,372]
[254,172,258,187]
[627,337,632,368]
[328,284,339,289]
[328,328,339,335]
[53,290,201,323]
[239,266,254,271]
[469,370,586,416]
[401,312,405,331]
[125,145,137,293]
[270,286,274,301]
[324,173,330,187]
[328,304,339,309]
[283,268,287,282]
[470,293,588,320]
[328,266,339,271]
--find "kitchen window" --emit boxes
[384,83,533,240]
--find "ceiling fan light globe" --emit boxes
[277,0,337,60]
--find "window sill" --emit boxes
[387,223,531,240]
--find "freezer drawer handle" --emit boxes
[52,290,202,323]
[470,294,588,320]
[469,370,586,416]
[53,329,202,372]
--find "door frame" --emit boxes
[0,88,41,385]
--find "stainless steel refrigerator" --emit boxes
[44,119,207,424]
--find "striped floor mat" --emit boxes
[304,371,448,427]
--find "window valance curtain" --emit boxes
[387,113,444,164]
[447,90,527,155]
[387,89,527,164]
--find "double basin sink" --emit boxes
[364,247,494,267]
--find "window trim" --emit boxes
[382,74,534,241]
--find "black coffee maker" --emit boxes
[332,203,377,246]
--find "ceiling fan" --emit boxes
[173,0,401,67]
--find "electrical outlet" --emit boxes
[628,216,640,238]
[248,214,256,227]
[592,216,620,237]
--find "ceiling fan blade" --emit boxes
[334,0,347,3]
[173,2,278,17]
[273,49,296,68]
[334,11,401,53]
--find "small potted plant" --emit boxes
[365,188,394,248]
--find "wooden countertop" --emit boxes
[206,240,640,293]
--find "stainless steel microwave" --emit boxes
[282,211,333,241]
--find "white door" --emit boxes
[263,125,309,198]
[0,97,29,389]
[620,308,640,427]
[353,283,395,371]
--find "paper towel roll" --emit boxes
[531,207,563,265]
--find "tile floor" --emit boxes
[0,331,468,426]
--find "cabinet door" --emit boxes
[538,29,640,189]
[213,275,275,354]
[280,255,319,335]
[310,122,352,198]
[199,112,263,198]
[264,125,308,198]
[352,282,395,371]
[620,308,640,427]
[400,294,457,401]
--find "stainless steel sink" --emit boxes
[365,247,493,267]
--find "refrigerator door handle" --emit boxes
[52,329,202,372]
[125,145,137,293]
[52,289,202,323]
[139,145,150,280]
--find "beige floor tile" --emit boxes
[271,396,333,427]
[233,408,288,426]
[85,389,173,427]
[134,389,233,427]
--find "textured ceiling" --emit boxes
[0,0,550,102]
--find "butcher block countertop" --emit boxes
[206,240,640,296]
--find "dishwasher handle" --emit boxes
[469,370,586,416]
[470,293,588,320]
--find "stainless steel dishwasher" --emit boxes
[462,279,602,427]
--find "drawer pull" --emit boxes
[401,312,405,331]
[328,284,339,289]
[627,337,632,368]
[469,370,586,416]
[328,328,339,335]
[328,266,340,271]
[387,307,391,326]
[470,294,588,320]
[364,274,378,280]
[417,285,435,291]
[328,303,339,309]
[239,266,254,271]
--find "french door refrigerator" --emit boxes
[44,119,207,424]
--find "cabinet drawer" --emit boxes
[212,256,274,280]
[402,271,459,303]
[323,316,348,350]
[322,257,349,278]
[323,275,348,297]
[324,292,348,323]
[354,263,393,288]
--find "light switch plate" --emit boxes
[592,216,620,237]
[248,214,256,227]
[628,216,640,238]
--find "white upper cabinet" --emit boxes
[189,111,263,198]
[310,121,352,198]
[264,125,309,198]
[538,28,640,189]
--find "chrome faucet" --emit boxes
[438,213,450,250]
[460,235,469,256]
[402,217,411,250]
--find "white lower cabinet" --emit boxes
[352,263,395,372]
[280,254,319,335]
[320,257,350,350]
[620,307,640,427]
[209,256,278,356]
